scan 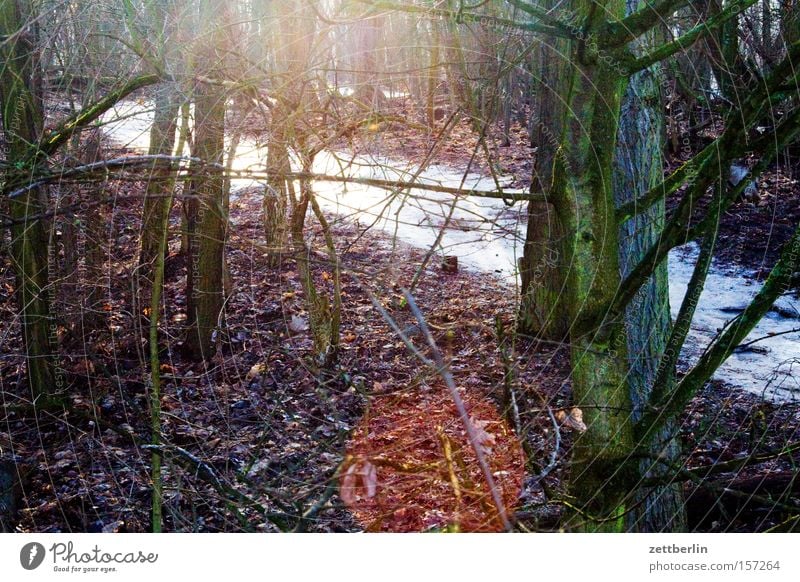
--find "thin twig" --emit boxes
[402,289,513,531]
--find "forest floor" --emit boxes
[1,96,799,533]
[1,163,573,532]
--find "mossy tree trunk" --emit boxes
[0,0,57,402]
[708,0,750,105]
[549,0,636,532]
[139,85,179,279]
[137,81,179,359]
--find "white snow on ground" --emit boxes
[668,243,799,401]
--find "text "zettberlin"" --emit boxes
[649,544,708,554]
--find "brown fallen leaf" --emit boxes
[467,415,497,456]
[245,363,266,381]
[555,407,587,432]
[339,459,378,504]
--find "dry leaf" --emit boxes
[340,464,359,505]
[245,363,266,381]
[555,407,587,432]
[468,415,496,456]
[363,461,377,498]
[340,459,378,504]
[288,314,308,333]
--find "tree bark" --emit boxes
[550,0,636,532]
[614,1,685,531]
[264,109,290,265]
[139,85,179,278]
[76,129,105,332]
[0,0,57,401]
[518,0,569,340]
[185,0,227,360]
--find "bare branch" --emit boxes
[353,0,572,37]
[628,0,759,73]
[40,74,161,157]
[602,0,691,47]
[636,224,800,442]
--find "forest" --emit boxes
[0,0,799,533]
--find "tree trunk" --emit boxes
[185,0,227,360]
[782,0,800,47]
[76,128,105,332]
[707,0,752,105]
[614,1,685,531]
[426,23,440,128]
[0,0,57,401]
[264,109,290,265]
[139,84,179,278]
[354,11,385,111]
[518,5,569,340]
[551,0,635,532]
[262,0,310,265]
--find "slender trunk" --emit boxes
[62,128,104,333]
[426,23,440,128]
[137,85,179,358]
[77,129,105,332]
[185,79,226,360]
[139,85,180,275]
[707,0,750,105]
[518,5,569,340]
[185,0,227,360]
[178,101,193,256]
[264,109,290,265]
[354,12,384,111]
[782,0,800,47]
[262,0,311,266]
[148,177,171,534]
